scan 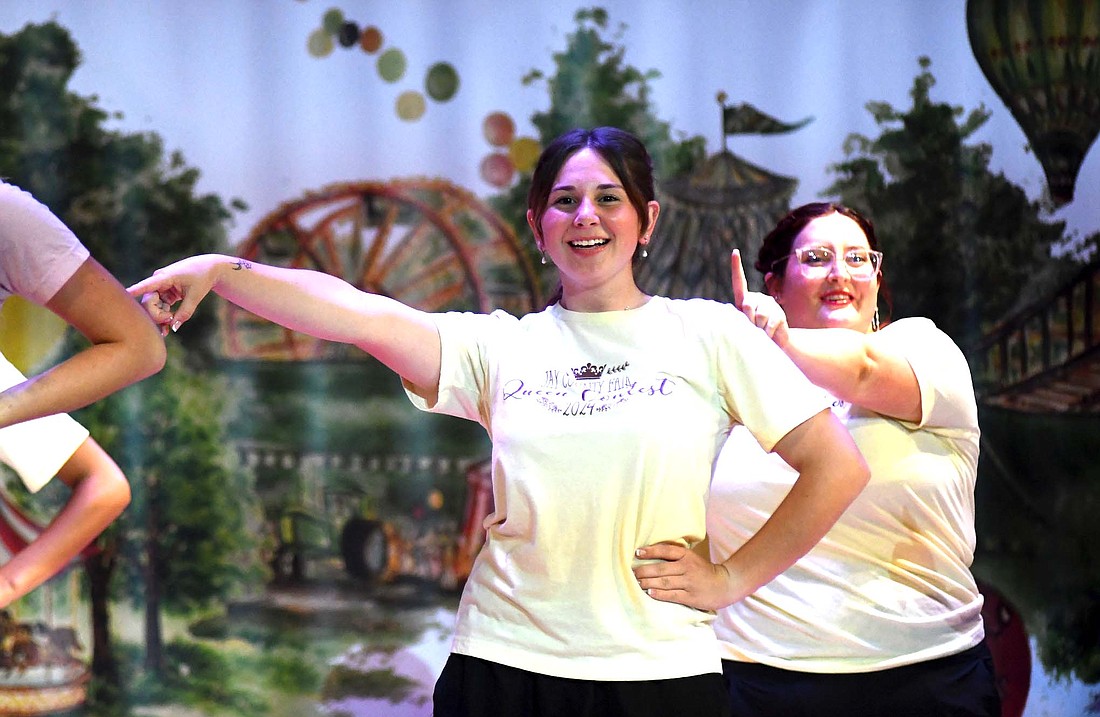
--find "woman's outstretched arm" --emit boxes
[129,254,442,396]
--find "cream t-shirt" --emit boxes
[407,297,829,680]
[709,317,984,672]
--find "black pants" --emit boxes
[722,641,1002,717]
[434,653,732,717]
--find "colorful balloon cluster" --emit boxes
[480,112,541,188]
[307,7,459,121]
[305,7,541,189]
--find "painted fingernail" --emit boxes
[171,321,182,332]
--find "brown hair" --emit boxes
[528,127,655,307]
[527,126,656,238]
[757,202,892,321]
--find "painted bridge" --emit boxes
[969,257,1100,414]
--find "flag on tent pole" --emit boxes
[722,102,813,135]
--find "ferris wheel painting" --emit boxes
[223,178,543,361]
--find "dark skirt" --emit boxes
[721,640,1002,717]
[434,653,732,717]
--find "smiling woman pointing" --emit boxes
[702,203,1000,717]
[129,130,869,717]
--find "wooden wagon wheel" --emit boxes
[223,178,541,360]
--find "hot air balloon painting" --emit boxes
[966,0,1100,207]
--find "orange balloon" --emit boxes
[359,25,383,53]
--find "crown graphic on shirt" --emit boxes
[571,362,606,380]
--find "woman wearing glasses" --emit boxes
[642,203,1000,716]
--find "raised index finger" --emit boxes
[126,274,175,300]
[730,249,749,309]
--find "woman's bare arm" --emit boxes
[0,437,130,608]
[129,254,442,396]
[0,258,166,429]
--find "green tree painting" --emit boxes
[0,21,258,710]
[823,55,1100,687]
[0,21,241,363]
[823,56,1082,349]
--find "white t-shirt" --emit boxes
[406,297,829,681]
[0,353,88,493]
[0,181,90,307]
[709,317,984,672]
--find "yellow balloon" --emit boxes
[509,137,542,173]
[0,296,68,373]
[307,28,334,58]
[396,91,426,121]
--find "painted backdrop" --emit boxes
[0,2,1097,716]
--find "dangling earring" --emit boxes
[541,253,547,265]
[641,248,648,259]
[871,308,880,332]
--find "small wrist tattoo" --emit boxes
[232,259,252,271]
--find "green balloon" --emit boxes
[967,0,1100,207]
[377,48,407,83]
[425,62,460,102]
[321,8,345,35]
